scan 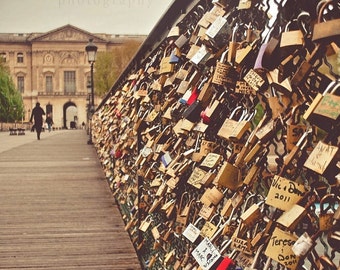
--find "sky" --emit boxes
[0,0,174,35]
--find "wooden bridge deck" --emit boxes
[0,130,141,270]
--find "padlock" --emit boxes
[200,213,223,239]
[186,78,207,106]
[304,80,340,132]
[169,47,181,63]
[216,248,239,270]
[312,0,340,46]
[286,105,308,151]
[215,161,242,191]
[229,109,256,141]
[243,244,266,270]
[139,215,153,232]
[197,77,214,107]
[240,201,264,228]
[304,139,339,180]
[200,94,224,124]
[277,47,306,83]
[182,216,205,243]
[167,25,180,38]
[174,29,191,49]
[235,33,260,66]
[243,68,267,92]
[174,61,192,84]
[190,44,212,65]
[176,192,194,226]
[205,14,233,48]
[159,45,175,74]
[182,100,204,123]
[277,191,317,231]
[227,23,241,64]
[217,106,248,141]
[192,237,221,269]
[238,0,253,10]
[264,80,285,120]
[212,48,238,87]
[319,194,338,231]
[281,128,312,174]
[280,19,304,49]
[291,43,327,88]
[243,153,266,186]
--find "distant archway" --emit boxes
[63,102,78,129]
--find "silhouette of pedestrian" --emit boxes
[30,102,45,140]
[46,114,54,132]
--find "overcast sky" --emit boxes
[0,0,174,35]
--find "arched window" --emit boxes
[0,53,6,63]
[17,52,24,63]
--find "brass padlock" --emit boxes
[291,43,327,88]
[312,0,340,46]
[305,81,340,132]
[319,194,338,231]
[217,106,248,141]
[215,161,241,191]
[280,19,304,48]
[212,48,238,87]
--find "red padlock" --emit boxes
[186,86,199,105]
[216,256,235,270]
[200,106,211,124]
[114,149,123,159]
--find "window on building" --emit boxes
[46,104,53,115]
[17,76,24,93]
[64,71,76,93]
[17,53,24,63]
[46,75,53,93]
[0,53,6,63]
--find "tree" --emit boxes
[0,61,24,122]
[94,39,142,97]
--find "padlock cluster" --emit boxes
[92,0,339,269]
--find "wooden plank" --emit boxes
[0,130,142,269]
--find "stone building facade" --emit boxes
[0,24,144,129]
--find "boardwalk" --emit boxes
[0,130,141,270]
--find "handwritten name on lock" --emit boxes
[266,176,306,211]
[314,94,340,120]
[192,237,221,270]
[187,167,206,188]
[265,227,299,269]
[243,69,265,92]
[304,141,339,175]
[200,153,222,168]
[231,237,252,255]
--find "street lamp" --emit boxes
[85,38,97,145]
[86,82,91,135]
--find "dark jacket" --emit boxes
[30,104,46,127]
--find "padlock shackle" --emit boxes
[210,208,237,242]
[297,11,312,37]
[220,48,229,63]
[229,105,244,120]
[320,193,338,213]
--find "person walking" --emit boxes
[46,114,54,132]
[30,102,46,140]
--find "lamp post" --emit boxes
[85,38,97,145]
[86,82,91,135]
